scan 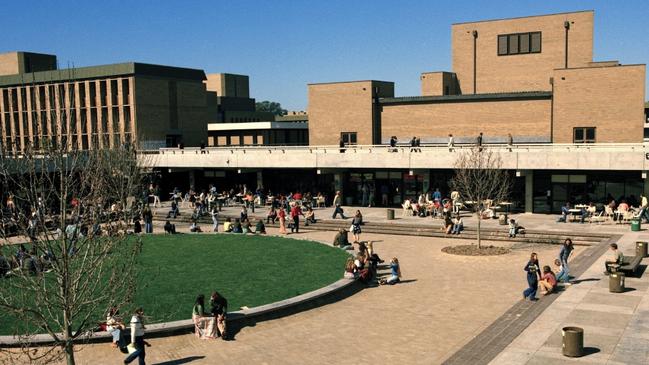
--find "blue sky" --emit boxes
[2,1,648,110]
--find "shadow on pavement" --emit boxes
[154,356,206,365]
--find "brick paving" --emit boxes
[34,223,574,365]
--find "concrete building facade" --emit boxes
[0,51,209,151]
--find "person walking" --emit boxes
[410,136,417,152]
[290,203,303,233]
[332,191,347,219]
[522,253,542,301]
[448,134,455,151]
[124,307,148,365]
[339,137,346,153]
[476,132,483,151]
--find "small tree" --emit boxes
[255,100,287,116]
[0,142,144,365]
[450,147,511,248]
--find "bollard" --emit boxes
[562,326,584,357]
[636,241,648,258]
[609,272,625,293]
[387,209,395,220]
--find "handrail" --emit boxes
[141,142,648,155]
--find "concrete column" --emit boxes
[256,171,263,190]
[525,170,534,213]
[188,170,196,191]
[644,175,649,197]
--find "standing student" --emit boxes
[523,253,542,301]
[332,191,347,219]
[124,307,147,365]
[278,207,287,234]
[290,204,303,233]
[210,206,218,232]
[142,205,153,234]
[558,239,574,284]
[351,210,363,242]
[448,134,455,151]
[210,291,228,340]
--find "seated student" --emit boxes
[380,257,402,285]
[240,206,248,222]
[133,218,142,234]
[366,241,384,276]
[166,201,179,218]
[333,228,353,250]
[343,257,357,279]
[604,243,622,274]
[451,214,463,234]
[557,202,571,223]
[255,219,266,234]
[231,219,242,233]
[106,307,126,349]
[508,219,518,238]
[190,221,202,233]
[304,207,316,226]
[241,219,251,234]
[266,207,277,224]
[538,265,557,295]
[223,218,232,232]
[164,220,176,234]
[554,259,569,284]
[444,212,454,234]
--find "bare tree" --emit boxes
[450,147,511,248]
[0,141,145,365]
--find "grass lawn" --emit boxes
[0,234,349,334]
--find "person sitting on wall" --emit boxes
[333,228,353,250]
[604,243,622,275]
[164,220,176,234]
[304,207,316,226]
[557,202,571,223]
[241,219,251,234]
[231,219,242,233]
[223,218,232,232]
[255,219,266,234]
[451,214,463,235]
[190,220,202,233]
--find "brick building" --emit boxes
[308,11,646,146]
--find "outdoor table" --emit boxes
[568,208,582,222]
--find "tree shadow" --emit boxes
[154,356,206,365]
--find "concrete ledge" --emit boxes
[0,277,360,346]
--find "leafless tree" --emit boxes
[450,147,511,248]
[0,141,145,365]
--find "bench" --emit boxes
[617,255,643,276]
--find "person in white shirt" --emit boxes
[448,134,455,151]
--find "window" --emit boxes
[573,127,595,143]
[341,132,357,145]
[497,32,542,56]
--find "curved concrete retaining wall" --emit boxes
[0,277,360,346]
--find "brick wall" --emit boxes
[452,11,593,93]
[380,98,551,142]
[553,64,646,143]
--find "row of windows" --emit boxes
[497,32,542,56]
[0,78,131,113]
[2,133,134,152]
[229,117,262,123]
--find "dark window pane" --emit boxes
[498,35,508,55]
[519,33,530,53]
[574,128,584,141]
[350,133,357,144]
[530,32,541,53]
[586,128,595,140]
[508,34,519,54]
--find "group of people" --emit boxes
[192,292,228,340]
[342,239,401,286]
[522,239,574,301]
[558,193,649,224]
[0,243,56,277]
[105,306,150,364]
[403,188,462,218]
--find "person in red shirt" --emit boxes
[290,204,303,233]
[293,192,303,201]
[538,265,557,295]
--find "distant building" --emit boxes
[0,51,209,151]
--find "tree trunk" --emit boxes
[476,212,482,249]
[65,339,75,365]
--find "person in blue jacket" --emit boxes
[523,252,542,301]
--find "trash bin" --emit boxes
[562,326,584,357]
[636,241,648,258]
[387,208,395,220]
[609,272,625,293]
[631,219,641,231]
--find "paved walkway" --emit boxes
[491,231,649,365]
[47,225,570,365]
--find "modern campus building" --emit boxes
[3,11,648,213]
[148,10,649,214]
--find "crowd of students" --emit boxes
[522,239,574,301]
